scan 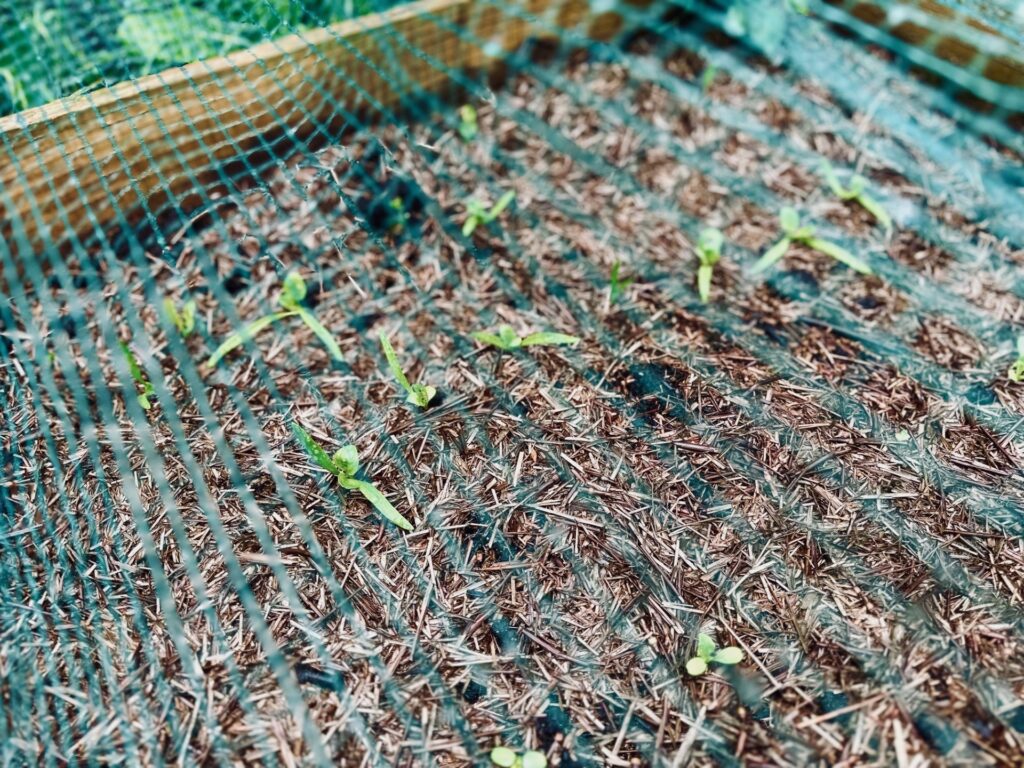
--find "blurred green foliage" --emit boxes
[0,0,385,115]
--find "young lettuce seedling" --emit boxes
[462,191,516,237]
[163,297,196,337]
[458,104,478,141]
[608,261,635,304]
[292,424,413,531]
[472,325,580,351]
[821,161,892,232]
[686,632,744,676]
[1008,336,1024,383]
[490,746,546,768]
[751,207,872,275]
[695,227,723,303]
[380,333,436,408]
[207,271,342,367]
[119,341,156,410]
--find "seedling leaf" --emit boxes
[340,479,413,530]
[1008,336,1024,382]
[521,332,580,347]
[488,190,516,219]
[291,423,337,474]
[751,237,791,274]
[697,633,716,661]
[280,271,307,309]
[806,237,872,275]
[522,751,547,768]
[380,333,435,408]
[463,192,515,236]
[490,747,517,767]
[698,227,723,257]
[163,297,196,337]
[609,261,635,304]
[119,341,155,410]
[206,311,293,368]
[332,445,360,478]
[459,104,478,141]
[295,307,344,361]
[472,331,509,349]
[380,333,410,390]
[856,193,893,232]
[686,657,708,676]
[714,647,744,665]
[408,384,437,408]
[779,206,800,233]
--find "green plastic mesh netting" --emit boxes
[2,0,1024,764]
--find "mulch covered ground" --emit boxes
[5,21,1024,768]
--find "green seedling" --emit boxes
[292,424,413,531]
[207,271,342,368]
[380,333,436,408]
[163,297,196,337]
[608,261,635,304]
[701,64,717,93]
[1008,336,1024,382]
[695,227,723,303]
[388,196,410,234]
[686,632,744,676]
[462,190,516,237]
[751,207,872,275]
[822,161,892,232]
[119,341,155,410]
[490,746,547,768]
[459,104,478,141]
[472,325,580,351]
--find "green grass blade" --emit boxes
[206,311,291,368]
[296,307,343,361]
[462,217,479,237]
[291,423,338,474]
[520,332,580,347]
[750,237,791,274]
[808,237,873,275]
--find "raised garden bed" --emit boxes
[3,1,1024,766]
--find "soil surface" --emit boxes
[5,25,1024,768]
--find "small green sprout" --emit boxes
[751,207,871,275]
[701,64,717,93]
[459,104,478,141]
[1008,336,1024,382]
[471,325,580,351]
[608,261,635,304]
[119,341,155,410]
[207,271,342,368]
[388,196,409,234]
[686,633,744,676]
[380,333,436,408]
[292,424,413,531]
[695,228,723,303]
[163,297,196,337]
[462,191,516,237]
[490,746,546,768]
[821,161,892,232]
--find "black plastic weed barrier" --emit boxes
[2,0,1024,765]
